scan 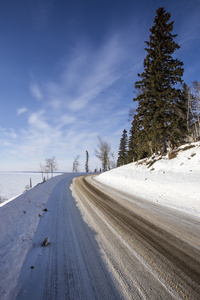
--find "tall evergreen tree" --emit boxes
[117,129,128,166]
[131,7,186,158]
[127,118,138,162]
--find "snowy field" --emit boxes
[0,172,63,204]
[96,142,200,218]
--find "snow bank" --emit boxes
[0,173,68,300]
[96,142,200,217]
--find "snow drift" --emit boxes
[96,142,200,217]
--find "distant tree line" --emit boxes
[117,7,200,167]
[72,137,116,173]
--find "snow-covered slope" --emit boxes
[96,142,200,217]
[0,173,69,300]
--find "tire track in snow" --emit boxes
[15,174,119,300]
[72,175,200,299]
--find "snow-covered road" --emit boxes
[1,173,119,300]
[72,175,200,299]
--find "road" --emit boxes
[73,175,200,299]
[15,174,200,299]
[15,174,119,300]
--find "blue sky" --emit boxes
[0,0,200,172]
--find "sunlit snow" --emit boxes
[97,142,200,217]
[0,143,199,299]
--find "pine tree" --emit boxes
[131,7,186,157]
[85,151,89,173]
[117,129,128,166]
[127,117,138,162]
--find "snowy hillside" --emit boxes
[0,173,74,299]
[96,142,200,217]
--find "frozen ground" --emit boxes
[96,142,200,217]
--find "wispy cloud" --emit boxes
[30,83,43,100]
[0,127,18,140]
[17,107,28,115]
[28,111,49,131]
[44,32,135,113]
[1,28,141,171]
[0,128,18,156]
[55,114,76,129]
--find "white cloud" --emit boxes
[17,107,28,115]
[0,127,18,140]
[56,114,76,128]
[49,99,62,109]
[30,83,43,100]
[28,111,49,131]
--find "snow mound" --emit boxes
[96,142,200,217]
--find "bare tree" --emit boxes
[192,81,200,140]
[185,82,200,142]
[73,155,80,173]
[39,162,50,180]
[40,157,58,180]
[95,136,111,172]
[39,163,46,181]
[109,151,116,170]
[45,157,58,178]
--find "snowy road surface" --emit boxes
[72,175,200,299]
[15,174,119,300]
[0,173,199,299]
